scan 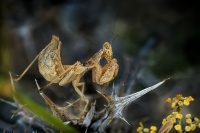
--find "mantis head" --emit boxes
[102,42,113,63]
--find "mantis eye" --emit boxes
[83,62,88,66]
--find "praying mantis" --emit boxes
[14,35,119,115]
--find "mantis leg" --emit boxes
[72,76,88,119]
[92,59,119,85]
[14,50,44,81]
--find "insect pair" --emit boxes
[14,35,119,115]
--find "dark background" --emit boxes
[0,0,200,132]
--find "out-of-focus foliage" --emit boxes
[14,89,78,133]
[0,1,12,98]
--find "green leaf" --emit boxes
[14,90,78,133]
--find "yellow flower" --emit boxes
[174,124,182,131]
[185,126,191,132]
[166,98,171,103]
[176,113,183,119]
[173,99,179,104]
[137,127,143,132]
[143,128,150,133]
[150,131,155,133]
[198,123,200,128]
[190,124,196,131]
[166,114,172,120]
[183,99,190,106]
[194,117,199,122]
[171,102,176,109]
[162,119,167,125]
[176,94,182,99]
[178,101,183,106]
[185,114,191,119]
[172,112,178,115]
[186,118,192,124]
[170,117,176,124]
[150,126,157,131]
[188,96,194,101]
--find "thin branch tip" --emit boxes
[165,77,171,81]
[35,79,43,94]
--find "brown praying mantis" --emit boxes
[14,35,119,115]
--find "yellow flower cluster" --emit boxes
[137,94,200,133]
[184,114,200,132]
[162,111,183,125]
[136,123,157,133]
[162,95,200,132]
[166,94,194,109]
